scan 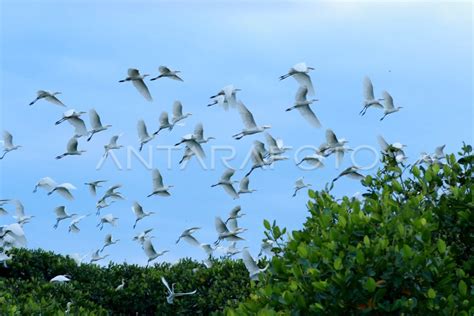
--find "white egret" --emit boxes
[209,85,241,109]
[238,177,256,195]
[217,242,246,257]
[65,302,73,315]
[98,184,123,204]
[55,109,86,125]
[133,228,154,245]
[150,66,183,82]
[200,243,214,257]
[380,91,403,121]
[90,249,109,263]
[279,62,315,95]
[433,145,446,160]
[225,206,245,224]
[104,135,124,158]
[333,166,364,182]
[33,177,57,193]
[207,94,228,109]
[259,239,276,257]
[100,233,119,252]
[285,86,321,128]
[143,239,169,267]
[233,102,271,140]
[29,90,66,107]
[377,135,407,162]
[68,214,90,233]
[70,253,87,266]
[174,134,206,160]
[56,137,86,159]
[153,112,174,135]
[115,279,125,291]
[8,200,33,225]
[179,145,194,165]
[245,141,271,177]
[242,249,269,281]
[96,199,115,215]
[84,180,107,196]
[137,120,155,151]
[293,177,311,197]
[211,168,239,199]
[0,223,27,247]
[193,123,215,144]
[171,101,192,124]
[53,206,77,229]
[264,132,290,156]
[214,216,245,245]
[0,200,8,216]
[50,275,71,283]
[148,169,173,197]
[67,117,89,138]
[0,251,12,267]
[119,68,152,102]
[161,276,197,304]
[48,183,77,200]
[360,76,383,116]
[296,153,325,168]
[87,109,112,141]
[0,131,22,160]
[97,214,119,230]
[176,227,201,247]
[131,201,155,229]
[323,129,350,165]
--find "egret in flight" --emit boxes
[161,276,197,304]
[55,109,86,125]
[233,102,271,140]
[48,183,77,200]
[84,180,107,196]
[87,109,112,141]
[0,131,22,160]
[55,137,86,159]
[131,201,155,229]
[279,62,315,95]
[147,169,173,197]
[285,86,321,128]
[176,227,201,247]
[360,76,384,116]
[119,68,153,102]
[171,101,192,125]
[211,168,239,199]
[380,91,403,121]
[242,249,269,281]
[53,206,78,229]
[29,90,66,107]
[104,135,124,158]
[137,120,155,151]
[292,177,311,197]
[150,66,183,82]
[143,239,169,267]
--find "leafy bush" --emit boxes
[229,144,473,315]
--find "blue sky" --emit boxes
[0,1,472,266]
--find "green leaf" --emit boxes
[363,235,370,246]
[458,280,467,296]
[365,277,376,293]
[427,288,436,299]
[333,258,343,270]
[263,219,271,230]
[437,239,446,254]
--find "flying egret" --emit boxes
[68,214,90,233]
[115,279,125,291]
[96,199,115,215]
[377,135,407,162]
[0,223,27,247]
[97,214,119,230]
[179,145,195,165]
[55,109,86,125]
[9,200,33,225]
[279,62,315,95]
[0,200,8,216]
[137,120,154,151]
[245,141,271,177]
[50,275,71,283]
[90,249,109,263]
[176,227,201,247]
[333,166,364,183]
[209,85,241,109]
[87,109,112,141]
[174,134,206,160]
[84,180,107,196]
[264,132,290,156]
[150,66,183,81]
[293,177,311,197]
[56,137,86,159]
[70,253,87,266]
[104,135,124,158]
[98,184,123,203]
[0,131,22,160]
[133,228,154,245]
[119,68,152,102]
[193,123,215,144]
[53,206,77,229]
[200,243,214,257]
[48,183,77,200]
[100,233,119,252]
[33,177,57,193]
[360,76,384,116]
[285,86,321,128]
[322,129,350,165]
[380,91,403,121]
[214,216,245,245]
[207,94,228,109]
[153,112,174,135]
[225,206,245,224]
[211,168,239,199]
[29,90,66,107]
[67,117,89,138]
[242,249,269,281]
[238,177,256,195]
[171,101,192,124]
[161,276,197,304]
[131,201,155,229]
[259,239,276,257]
[148,169,173,197]
[296,153,325,168]
[433,145,446,160]
[233,102,271,140]
[217,242,246,257]
[143,239,169,267]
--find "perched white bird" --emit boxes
[214,216,245,245]
[29,90,66,107]
[68,214,90,233]
[233,102,271,140]
[97,214,119,230]
[360,77,384,116]
[285,86,321,128]
[115,279,125,291]
[50,275,71,283]
[53,206,77,229]
[225,206,246,224]
[103,135,123,158]
[211,168,239,199]
[143,239,169,267]
[171,101,192,124]
[0,131,22,160]
[245,141,271,177]
[119,68,152,102]
[33,177,57,193]
[56,137,86,159]
[137,120,155,151]
[279,62,315,95]
[153,112,174,135]
[176,227,201,247]
[238,176,256,195]
[90,249,109,263]
[161,276,197,304]
[67,117,89,138]
[242,249,269,281]
[293,177,311,197]
[131,202,155,229]
[209,85,241,109]
[48,183,77,200]
[84,180,107,196]
[87,109,111,141]
[333,166,364,182]
[148,169,173,198]
[380,91,403,121]
[150,66,183,82]
[133,228,154,245]
[101,233,119,252]
[55,109,86,125]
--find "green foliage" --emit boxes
[229,144,473,315]
[0,249,250,315]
